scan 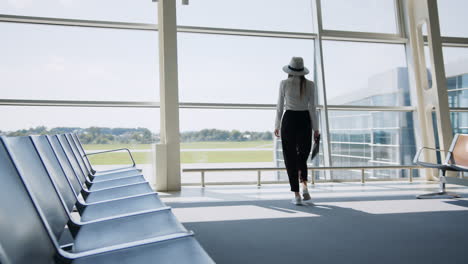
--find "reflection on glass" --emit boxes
[0,0,158,24]
[422,24,433,89]
[0,22,159,101]
[443,47,468,107]
[328,111,417,180]
[437,0,468,37]
[321,0,397,33]
[323,41,410,106]
[177,0,314,33]
[178,33,314,104]
[0,106,160,183]
[450,112,468,135]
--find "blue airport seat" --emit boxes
[59,134,144,184]
[64,134,142,182]
[49,134,155,203]
[51,135,153,197]
[414,133,468,199]
[31,135,167,221]
[0,138,214,264]
[70,133,142,176]
[1,136,198,253]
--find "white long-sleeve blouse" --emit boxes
[275,76,318,131]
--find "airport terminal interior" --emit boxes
[1,0,468,263]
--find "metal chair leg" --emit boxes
[417,170,461,199]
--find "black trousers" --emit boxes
[281,110,312,192]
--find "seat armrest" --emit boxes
[84,148,136,169]
[449,164,468,172]
[413,147,449,168]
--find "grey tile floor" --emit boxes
[161,182,468,222]
[160,181,468,264]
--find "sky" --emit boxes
[0,0,467,132]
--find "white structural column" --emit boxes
[402,0,452,180]
[156,0,181,191]
[311,0,333,180]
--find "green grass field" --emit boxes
[83,141,273,151]
[84,141,274,165]
[83,144,152,150]
[87,152,152,165]
[181,151,272,163]
[181,141,273,149]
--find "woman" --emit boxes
[274,57,319,205]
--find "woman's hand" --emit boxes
[274,129,280,138]
[314,130,320,141]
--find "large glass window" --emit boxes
[178,33,314,104]
[177,0,314,33]
[450,111,468,135]
[328,110,416,179]
[437,0,468,37]
[321,0,398,34]
[323,41,410,106]
[179,108,277,184]
[179,108,324,184]
[0,106,160,183]
[443,47,468,108]
[0,22,159,101]
[444,48,468,136]
[0,0,158,24]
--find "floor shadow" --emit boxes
[445,199,468,208]
[165,194,422,209]
[183,203,468,264]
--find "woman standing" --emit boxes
[274,57,320,205]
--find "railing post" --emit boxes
[201,171,205,187]
[409,168,413,183]
[361,168,365,184]
[311,169,315,185]
[257,171,261,187]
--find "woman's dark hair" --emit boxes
[288,74,307,99]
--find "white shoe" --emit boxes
[292,196,303,205]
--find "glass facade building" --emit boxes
[447,60,468,134]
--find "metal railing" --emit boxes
[182,165,421,187]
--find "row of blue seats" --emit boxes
[0,133,214,264]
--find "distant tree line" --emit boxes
[180,129,272,142]
[0,126,155,144]
[0,127,273,144]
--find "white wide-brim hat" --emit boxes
[282,56,309,76]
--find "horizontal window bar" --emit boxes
[321,30,407,44]
[0,99,417,112]
[0,14,158,31]
[179,102,277,110]
[1,14,414,44]
[327,105,415,111]
[330,154,371,159]
[180,103,415,111]
[442,37,468,47]
[449,108,468,112]
[368,160,399,165]
[177,26,316,39]
[448,88,468,92]
[0,99,160,108]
